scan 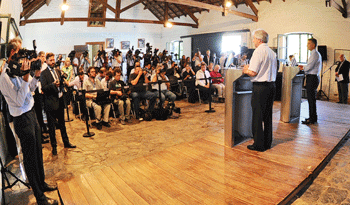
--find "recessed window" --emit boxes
[221,35,242,54]
[278,33,313,64]
[88,0,106,27]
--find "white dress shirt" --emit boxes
[195,69,211,87]
[248,43,277,82]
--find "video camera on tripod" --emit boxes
[8,40,41,77]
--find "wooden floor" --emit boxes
[57,101,350,205]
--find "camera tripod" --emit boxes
[1,157,30,205]
[317,63,337,101]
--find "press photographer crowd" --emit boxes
[0,37,252,205]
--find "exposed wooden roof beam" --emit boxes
[120,0,143,13]
[244,0,258,16]
[181,5,198,24]
[94,0,117,14]
[164,2,169,24]
[156,0,257,21]
[116,0,121,18]
[60,0,66,25]
[20,17,198,28]
[21,0,46,20]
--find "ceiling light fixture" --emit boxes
[61,4,69,11]
[165,22,173,28]
[225,1,232,8]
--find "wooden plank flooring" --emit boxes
[57,101,350,205]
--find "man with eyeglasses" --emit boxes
[129,64,156,121]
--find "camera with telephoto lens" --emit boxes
[8,40,41,77]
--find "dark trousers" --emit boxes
[13,108,46,201]
[197,84,214,102]
[306,75,319,121]
[33,91,47,134]
[130,91,156,119]
[46,97,69,148]
[251,82,276,150]
[337,81,348,104]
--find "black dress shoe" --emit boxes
[42,183,57,192]
[247,145,266,152]
[102,121,111,127]
[64,142,76,148]
[37,197,58,205]
[52,147,57,155]
[301,119,317,125]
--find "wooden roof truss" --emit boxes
[20,0,280,28]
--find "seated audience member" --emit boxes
[195,62,214,103]
[210,65,225,103]
[130,61,141,76]
[151,65,177,104]
[129,65,156,120]
[183,64,197,103]
[101,71,113,89]
[62,57,75,82]
[208,62,214,72]
[84,67,111,130]
[289,55,298,67]
[109,70,131,125]
[96,67,106,81]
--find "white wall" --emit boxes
[19,0,164,55]
[18,0,350,100]
[161,0,350,100]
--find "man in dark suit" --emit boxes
[203,49,213,66]
[41,52,76,155]
[335,54,349,104]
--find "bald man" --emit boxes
[335,54,350,104]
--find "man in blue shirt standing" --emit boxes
[0,38,58,205]
[299,38,322,124]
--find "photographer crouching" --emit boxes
[0,38,58,205]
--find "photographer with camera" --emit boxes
[152,65,176,104]
[0,38,58,205]
[192,50,203,72]
[110,69,131,125]
[129,64,156,121]
[80,50,91,74]
[94,50,105,69]
[111,49,122,68]
[126,49,135,82]
[41,53,76,156]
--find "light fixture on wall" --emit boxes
[165,22,173,28]
[61,3,69,11]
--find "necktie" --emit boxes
[80,80,83,89]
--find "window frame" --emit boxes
[277,32,313,64]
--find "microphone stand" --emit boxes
[317,63,338,100]
[81,89,95,138]
[205,77,215,113]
